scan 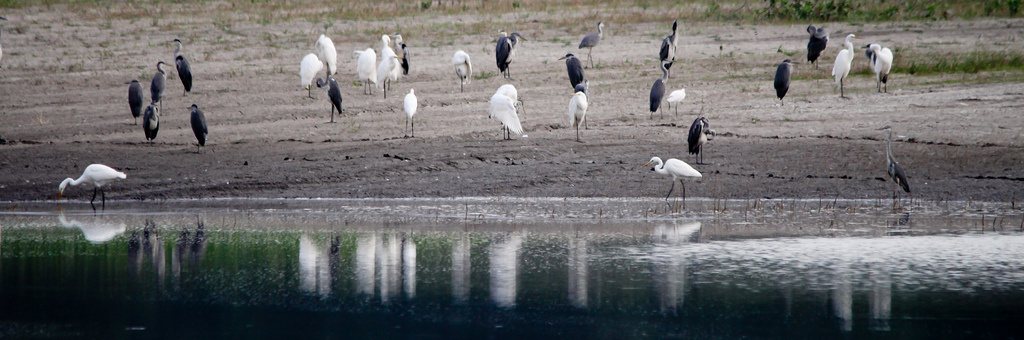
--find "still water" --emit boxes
[1,198,1022,338]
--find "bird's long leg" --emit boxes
[587,48,593,68]
[681,180,687,209]
[101,188,106,210]
[674,104,678,116]
[665,181,675,201]
[91,187,98,206]
[576,124,581,142]
[412,117,415,138]
[840,78,845,98]
[460,82,464,93]
[405,117,409,137]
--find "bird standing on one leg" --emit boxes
[452,50,472,92]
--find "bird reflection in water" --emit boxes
[489,233,523,308]
[299,234,331,297]
[172,220,208,290]
[58,210,127,244]
[127,220,167,287]
[652,221,701,314]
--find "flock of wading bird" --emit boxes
[42,19,910,209]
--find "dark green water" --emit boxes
[1,199,1023,338]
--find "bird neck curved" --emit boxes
[156,63,165,74]
[844,39,854,52]
[174,42,182,56]
[886,131,894,159]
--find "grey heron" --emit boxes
[877,126,910,199]
[864,43,893,93]
[389,33,410,75]
[399,42,410,75]
[774,59,799,105]
[452,50,472,92]
[314,34,337,76]
[404,89,418,138]
[58,164,127,210]
[489,84,524,140]
[143,103,159,142]
[172,39,192,96]
[644,156,702,208]
[667,89,685,115]
[189,104,207,153]
[315,76,343,123]
[649,61,669,119]
[832,34,860,98]
[352,48,377,95]
[806,25,828,68]
[578,21,603,68]
[151,61,167,110]
[496,31,526,79]
[559,53,584,89]
[126,80,143,125]
[0,16,6,67]
[687,117,715,164]
[299,53,323,98]
[568,91,588,142]
[659,20,679,79]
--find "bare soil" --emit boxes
[1,9,1022,203]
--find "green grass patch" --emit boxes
[897,50,1024,75]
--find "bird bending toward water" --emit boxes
[58,164,127,210]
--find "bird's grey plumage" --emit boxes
[189,104,207,153]
[774,59,793,104]
[316,77,343,123]
[495,31,525,79]
[173,39,193,95]
[649,61,669,119]
[399,43,410,75]
[687,117,712,164]
[578,21,603,68]
[559,53,585,89]
[126,80,144,125]
[659,20,678,78]
[150,61,167,109]
[879,126,911,194]
[806,25,828,68]
[143,104,159,142]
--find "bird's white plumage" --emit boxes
[495,84,518,103]
[300,53,323,90]
[58,164,127,197]
[353,48,377,86]
[314,34,338,75]
[489,87,524,136]
[404,89,418,119]
[667,89,686,104]
[452,50,472,87]
[568,92,588,128]
[645,157,702,181]
[831,34,858,87]
[377,35,401,89]
[868,44,893,85]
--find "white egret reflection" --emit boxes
[58,211,126,243]
[489,233,523,308]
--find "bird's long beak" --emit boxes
[790,61,802,64]
[643,161,653,167]
[558,56,568,60]
[395,56,405,59]
[854,36,863,39]
[57,191,63,201]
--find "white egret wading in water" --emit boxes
[644,157,702,208]
[58,164,127,210]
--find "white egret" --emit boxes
[452,50,472,92]
[574,79,590,128]
[649,61,669,119]
[774,59,799,105]
[495,83,526,120]
[666,89,686,115]
[404,88,418,138]
[644,157,702,207]
[659,20,679,78]
[315,76,343,123]
[568,91,588,142]
[578,21,603,68]
[352,48,377,95]
[150,61,167,110]
[831,34,861,98]
[189,104,207,153]
[687,117,715,164]
[314,34,337,76]
[299,53,323,98]
[877,126,910,199]
[489,85,524,140]
[377,54,404,98]
[865,43,893,93]
[806,25,829,68]
[143,104,159,142]
[58,164,127,209]
[172,39,192,96]
[126,80,144,125]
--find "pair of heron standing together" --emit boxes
[126,39,207,153]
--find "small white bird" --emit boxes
[58,164,127,209]
[568,91,588,142]
[314,34,337,76]
[404,89,418,138]
[377,35,402,97]
[666,89,686,115]
[300,53,323,98]
[452,50,473,92]
[865,43,893,93]
[489,85,524,140]
[352,48,377,95]
[644,157,702,207]
[832,34,861,98]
